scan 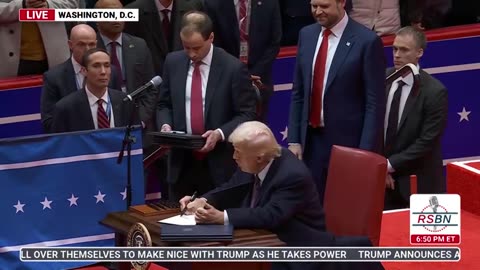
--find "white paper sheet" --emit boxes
[158,214,196,226]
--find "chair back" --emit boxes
[324,145,387,246]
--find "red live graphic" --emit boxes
[19,9,55,21]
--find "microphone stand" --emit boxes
[117,99,139,210]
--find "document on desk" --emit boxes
[158,214,196,226]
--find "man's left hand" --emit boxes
[195,203,224,224]
[199,130,222,153]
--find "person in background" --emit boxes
[349,0,401,36]
[287,0,386,204]
[203,0,282,122]
[0,0,78,78]
[51,48,137,132]
[124,0,204,75]
[40,24,121,133]
[384,27,448,209]
[95,0,157,129]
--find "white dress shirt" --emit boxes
[85,87,115,129]
[71,57,84,90]
[224,159,274,225]
[312,13,349,127]
[385,71,415,172]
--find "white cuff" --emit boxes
[216,128,225,141]
[387,160,395,173]
[223,210,230,225]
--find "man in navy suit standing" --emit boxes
[287,0,386,203]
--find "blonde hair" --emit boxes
[229,121,281,159]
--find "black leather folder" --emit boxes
[148,131,206,149]
[161,224,234,242]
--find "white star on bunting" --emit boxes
[13,200,25,213]
[40,197,53,210]
[94,190,106,203]
[68,194,79,206]
[457,107,471,122]
[280,126,288,141]
[120,188,127,201]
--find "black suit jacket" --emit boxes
[40,58,121,133]
[97,32,157,123]
[124,0,204,75]
[385,69,448,200]
[51,88,137,133]
[157,46,257,186]
[204,0,281,88]
[203,148,333,246]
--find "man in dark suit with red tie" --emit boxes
[287,0,386,203]
[51,48,136,133]
[203,0,282,121]
[157,11,257,200]
[384,27,448,209]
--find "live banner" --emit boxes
[0,127,145,270]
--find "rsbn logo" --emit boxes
[410,194,461,244]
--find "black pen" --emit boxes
[180,191,197,216]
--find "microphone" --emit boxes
[429,195,439,213]
[386,63,419,85]
[429,195,439,230]
[123,76,162,102]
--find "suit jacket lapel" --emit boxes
[304,25,321,99]
[398,71,422,130]
[254,156,281,207]
[173,55,190,131]
[108,89,124,127]
[144,0,168,54]
[122,34,135,92]
[325,21,355,93]
[79,89,95,129]
[65,59,78,92]
[228,1,240,47]
[204,48,223,119]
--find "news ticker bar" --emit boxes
[20,247,460,262]
[18,9,139,22]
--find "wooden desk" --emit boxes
[101,210,285,270]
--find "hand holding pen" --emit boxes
[179,191,199,216]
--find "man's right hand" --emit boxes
[288,144,303,160]
[179,196,207,215]
[161,124,172,132]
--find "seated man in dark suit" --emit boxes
[180,121,383,270]
[51,48,137,133]
[40,24,121,133]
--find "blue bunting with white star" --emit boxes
[0,128,144,270]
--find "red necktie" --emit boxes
[309,29,332,127]
[161,9,171,44]
[109,42,124,89]
[97,99,110,129]
[238,0,248,63]
[190,62,204,135]
[238,0,248,41]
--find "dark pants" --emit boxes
[17,59,48,76]
[384,188,409,210]
[168,152,214,201]
[304,126,331,204]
